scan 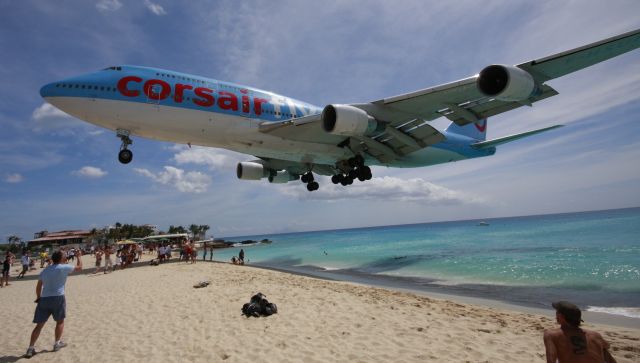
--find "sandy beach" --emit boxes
[1,257,639,363]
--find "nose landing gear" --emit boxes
[116,129,133,164]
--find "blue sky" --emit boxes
[1,1,639,240]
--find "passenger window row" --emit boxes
[262,109,296,118]
[155,72,209,86]
[55,84,116,92]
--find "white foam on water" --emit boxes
[320,266,341,271]
[586,306,640,319]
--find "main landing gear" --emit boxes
[301,172,319,192]
[116,129,133,164]
[300,155,372,192]
[331,155,372,186]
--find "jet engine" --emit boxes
[477,64,536,102]
[321,104,381,136]
[236,161,265,180]
[268,170,298,184]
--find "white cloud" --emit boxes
[280,176,484,205]
[144,0,166,15]
[5,173,24,183]
[134,166,211,193]
[73,166,108,178]
[172,146,245,170]
[30,103,91,134]
[96,0,122,12]
[32,103,72,121]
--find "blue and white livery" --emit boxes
[40,29,640,191]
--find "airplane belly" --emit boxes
[45,96,351,165]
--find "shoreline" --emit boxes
[247,261,640,330]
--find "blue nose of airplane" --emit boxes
[40,82,56,98]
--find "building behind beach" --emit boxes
[28,230,92,250]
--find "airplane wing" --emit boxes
[361,28,640,126]
[260,28,640,163]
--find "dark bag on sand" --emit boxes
[264,302,277,316]
[242,292,278,317]
[242,303,261,317]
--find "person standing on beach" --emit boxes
[93,248,103,273]
[202,242,208,261]
[25,250,83,358]
[18,251,31,279]
[1,254,11,287]
[39,251,47,268]
[543,301,617,363]
[239,249,245,264]
[103,245,113,273]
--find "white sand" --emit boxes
[1,258,638,362]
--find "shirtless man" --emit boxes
[93,248,103,274]
[543,301,616,363]
[102,245,113,273]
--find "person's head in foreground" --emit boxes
[51,251,64,264]
[552,300,582,328]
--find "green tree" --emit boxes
[168,225,187,235]
[199,225,210,240]
[188,224,199,240]
[7,235,23,253]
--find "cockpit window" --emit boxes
[103,66,123,71]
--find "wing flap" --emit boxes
[438,85,559,126]
[258,113,347,145]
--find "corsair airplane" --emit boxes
[40,29,640,191]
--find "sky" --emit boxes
[1,0,639,241]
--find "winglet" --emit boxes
[471,125,563,149]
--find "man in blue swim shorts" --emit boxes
[25,249,83,358]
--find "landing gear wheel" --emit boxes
[301,172,314,184]
[331,175,341,184]
[358,165,372,180]
[365,172,372,180]
[354,154,365,167]
[118,149,133,164]
[307,181,319,191]
[116,129,133,164]
[357,167,368,181]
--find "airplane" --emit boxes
[40,28,640,192]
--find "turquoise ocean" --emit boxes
[207,208,640,318]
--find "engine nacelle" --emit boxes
[268,170,298,184]
[236,161,265,180]
[321,104,380,136]
[477,64,536,102]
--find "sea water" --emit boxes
[208,208,640,318]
